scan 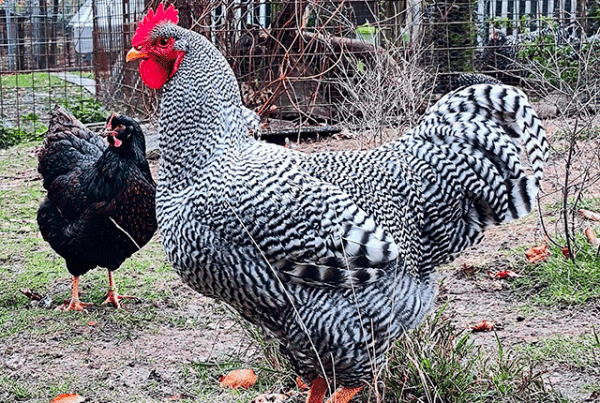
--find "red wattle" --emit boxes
[139,58,169,90]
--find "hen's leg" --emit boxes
[102,270,135,308]
[326,386,363,403]
[306,378,328,403]
[57,276,90,311]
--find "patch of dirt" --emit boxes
[1,286,257,402]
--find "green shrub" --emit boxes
[59,98,107,124]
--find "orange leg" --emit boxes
[102,270,135,308]
[306,378,328,403]
[56,276,91,312]
[326,386,364,403]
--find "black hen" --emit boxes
[37,105,157,311]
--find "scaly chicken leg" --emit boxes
[102,270,135,308]
[306,378,363,403]
[57,276,91,311]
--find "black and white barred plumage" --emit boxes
[149,23,547,388]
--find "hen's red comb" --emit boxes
[132,3,179,46]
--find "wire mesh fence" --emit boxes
[0,0,599,147]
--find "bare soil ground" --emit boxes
[0,116,599,403]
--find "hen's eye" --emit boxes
[158,37,169,47]
[116,124,126,131]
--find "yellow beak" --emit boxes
[126,48,148,62]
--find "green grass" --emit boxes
[513,238,600,305]
[385,310,568,403]
[545,196,600,215]
[0,72,68,89]
[516,332,600,371]
[69,71,95,80]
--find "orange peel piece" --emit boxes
[585,228,600,248]
[219,368,257,389]
[524,244,550,263]
[50,394,85,403]
[472,321,495,332]
[579,209,600,221]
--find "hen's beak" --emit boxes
[103,131,122,147]
[100,130,116,138]
[126,48,148,62]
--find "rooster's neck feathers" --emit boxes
[157,26,249,175]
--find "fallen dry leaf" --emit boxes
[471,321,495,332]
[49,394,85,403]
[585,228,600,249]
[579,209,600,221]
[489,270,520,279]
[87,321,98,326]
[561,246,571,259]
[525,244,550,263]
[219,368,257,390]
[20,288,42,300]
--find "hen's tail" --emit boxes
[38,105,106,189]
[402,84,548,270]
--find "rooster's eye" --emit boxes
[158,37,169,47]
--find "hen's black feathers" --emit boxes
[37,106,157,278]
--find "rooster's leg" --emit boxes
[56,276,90,311]
[305,378,364,403]
[326,386,364,403]
[306,378,328,403]
[102,270,135,308]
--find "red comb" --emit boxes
[132,3,179,46]
[106,113,116,128]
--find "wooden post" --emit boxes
[92,0,104,95]
[33,0,48,70]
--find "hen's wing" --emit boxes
[229,148,404,288]
[38,105,106,190]
[103,166,157,249]
[236,84,548,286]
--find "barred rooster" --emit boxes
[37,106,157,311]
[127,5,547,402]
